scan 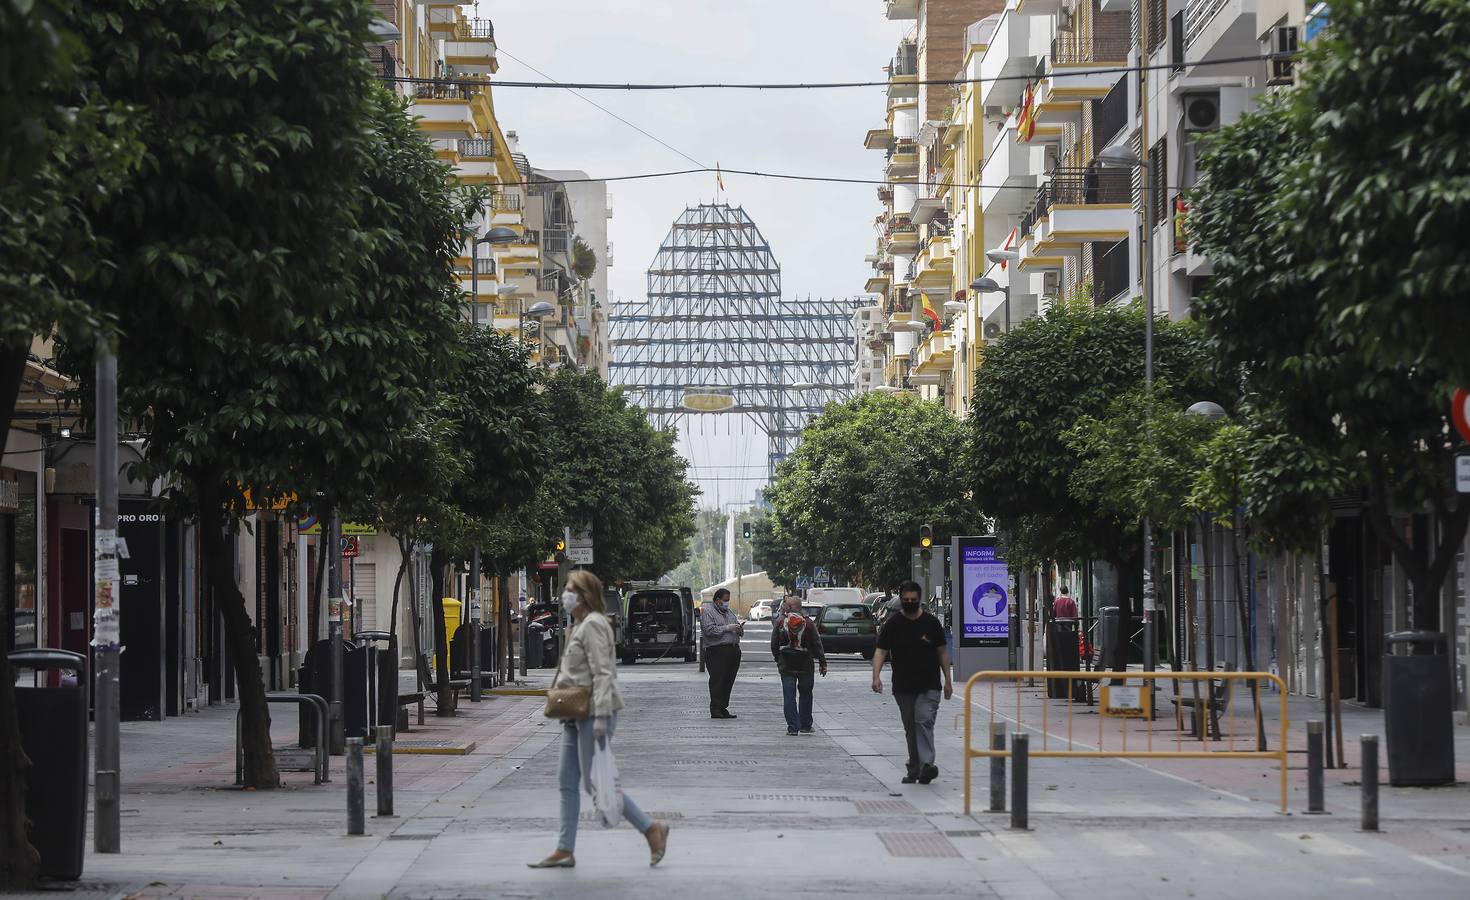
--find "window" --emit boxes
[821,605,872,624]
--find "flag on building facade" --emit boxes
[1016,81,1037,143]
[920,293,943,328]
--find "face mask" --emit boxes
[560,591,581,613]
[901,600,921,615]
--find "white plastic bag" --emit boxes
[589,739,624,828]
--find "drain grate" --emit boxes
[369,739,477,756]
[855,799,919,815]
[675,758,757,766]
[387,833,436,841]
[944,830,985,838]
[747,794,851,802]
[878,831,961,859]
[580,811,684,822]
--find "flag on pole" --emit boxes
[920,293,943,329]
[1016,81,1037,143]
[715,163,725,192]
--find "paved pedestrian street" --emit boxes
[47,623,1470,899]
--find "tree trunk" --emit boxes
[1313,547,1337,768]
[1199,515,1221,740]
[429,547,452,716]
[0,343,39,886]
[389,537,410,642]
[307,525,328,646]
[196,479,280,788]
[1230,512,1267,751]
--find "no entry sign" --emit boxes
[1453,389,1470,445]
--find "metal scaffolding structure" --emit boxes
[609,203,863,484]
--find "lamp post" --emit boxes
[970,277,1009,333]
[1098,144,1158,676]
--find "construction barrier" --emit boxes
[962,670,1289,815]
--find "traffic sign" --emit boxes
[813,566,830,582]
[795,575,812,591]
[1453,389,1470,445]
[1456,453,1470,494]
[567,545,594,565]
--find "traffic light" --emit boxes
[742,522,752,540]
[555,538,567,554]
[919,524,933,549]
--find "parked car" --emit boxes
[749,598,775,621]
[814,603,878,659]
[805,586,865,607]
[618,586,697,664]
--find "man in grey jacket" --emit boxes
[700,588,743,719]
[770,595,826,735]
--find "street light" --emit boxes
[468,226,520,324]
[986,248,1019,266]
[1187,400,1228,422]
[970,276,1010,334]
[1098,143,1159,676]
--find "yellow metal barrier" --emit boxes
[962,670,1290,815]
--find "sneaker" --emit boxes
[918,764,939,784]
[786,729,799,736]
[900,774,918,784]
[799,727,814,734]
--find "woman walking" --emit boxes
[529,570,670,869]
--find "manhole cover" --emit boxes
[855,799,919,815]
[879,831,961,858]
[748,794,851,802]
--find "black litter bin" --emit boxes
[525,624,546,669]
[354,631,398,736]
[1383,630,1455,786]
[298,638,368,746]
[10,649,88,880]
[1098,606,1126,673]
[1048,620,1082,699]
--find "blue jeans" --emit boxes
[781,671,814,731]
[558,712,655,852]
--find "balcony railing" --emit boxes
[1094,239,1129,305]
[1018,167,1133,240]
[892,138,918,157]
[474,257,496,276]
[490,192,522,211]
[370,47,397,81]
[453,18,495,41]
[459,138,495,158]
[891,43,918,77]
[1094,78,1127,149]
[543,228,570,254]
[414,79,476,101]
[1185,0,1229,47]
[1051,13,1131,64]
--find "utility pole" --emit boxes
[93,348,120,853]
[327,513,344,754]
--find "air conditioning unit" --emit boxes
[1267,26,1299,86]
[983,322,1002,339]
[1183,93,1221,132]
[1042,271,1060,297]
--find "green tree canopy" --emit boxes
[967,302,1216,566]
[1188,0,1470,622]
[755,392,979,590]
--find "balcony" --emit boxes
[885,220,920,254]
[978,12,1042,111]
[1019,167,1134,257]
[914,329,954,380]
[543,227,570,255]
[980,120,1039,218]
[370,46,398,82]
[1184,0,1259,64]
[409,81,478,139]
[427,4,460,35]
[885,138,919,179]
[887,42,919,100]
[885,0,919,20]
[444,18,497,74]
[1044,12,1130,101]
[1093,78,1128,150]
[864,126,893,150]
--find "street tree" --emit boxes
[58,0,446,787]
[1190,37,1470,629]
[967,302,1215,577]
[756,392,979,589]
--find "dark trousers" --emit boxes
[705,643,740,715]
[894,690,941,776]
[780,671,814,731]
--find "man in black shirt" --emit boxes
[872,580,953,784]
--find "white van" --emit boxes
[804,587,865,607]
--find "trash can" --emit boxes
[440,598,463,671]
[1383,630,1455,786]
[298,638,368,745]
[10,649,88,880]
[1048,620,1081,699]
[354,631,398,736]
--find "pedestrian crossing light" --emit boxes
[555,538,567,553]
[919,524,933,549]
[742,522,752,540]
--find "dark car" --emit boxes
[815,603,878,659]
[619,586,697,664]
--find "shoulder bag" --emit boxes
[543,628,592,720]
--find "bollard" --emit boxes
[989,722,1006,813]
[375,725,394,818]
[1010,733,1029,831]
[1361,734,1379,832]
[346,737,365,835]
[1305,720,1325,814]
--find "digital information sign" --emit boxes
[957,537,1010,649]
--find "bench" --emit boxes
[415,654,471,714]
[1169,678,1230,738]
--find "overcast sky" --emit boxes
[479,0,900,508]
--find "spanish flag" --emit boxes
[920,293,943,329]
[1016,81,1037,143]
[715,163,725,192]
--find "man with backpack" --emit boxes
[770,595,826,736]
